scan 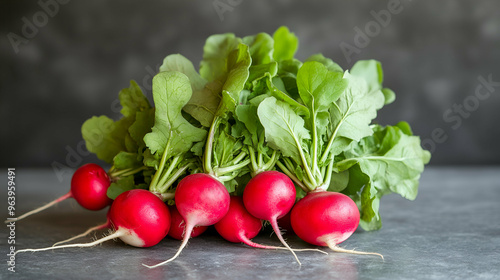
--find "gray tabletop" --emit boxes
[1,166,499,280]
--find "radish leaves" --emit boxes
[144,71,207,195]
[334,123,431,230]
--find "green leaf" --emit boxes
[107,175,136,200]
[128,108,155,148]
[276,59,302,99]
[113,151,142,170]
[382,88,396,105]
[242,32,274,66]
[250,73,309,116]
[351,60,395,105]
[185,81,222,127]
[358,183,383,231]
[235,104,260,146]
[345,125,431,200]
[247,62,278,89]
[297,61,347,115]
[160,54,207,91]
[338,124,431,230]
[118,80,151,119]
[159,54,219,127]
[273,26,298,62]
[200,33,242,82]
[305,53,343,73]
[142,148,159,169]
[81,116,131,164]
[216,43,252,117]
[214,123,244,169]
[257,97,310,163]
[325,72,384,158]
[191,142,205,157]
[351,60,383,92]
[327,170,349,192]
[395,121,413,136]
[143,71,207,158]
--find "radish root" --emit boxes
[270,218,301,265]
[239,234,328,254]
[5,192,72,223]
[325,240,384,260]
[53,221,110,246]
[143,222,195,268]
[15,229,124,256]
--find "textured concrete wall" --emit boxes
[1,0,499,167]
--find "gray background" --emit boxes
[1,0,499,168]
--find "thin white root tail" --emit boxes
[326,241,384,260]
[291,248,328,255]
[142,223,194,269]
[240,235,328,255]
[5,192,72,223]
[53,222,109,246]
[270,219,301,265]
[15,230,123,256]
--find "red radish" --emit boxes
[215,196,326,254]
[242,170,301,264]
[15,189,171,255]
[215,196,263,246]
[143,173,230,268]
[71,163,112,210]
[291,191,383,259]
[7,163,111,223]
[167,205,207,240]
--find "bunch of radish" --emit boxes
[12,26,430,268]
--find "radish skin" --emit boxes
[15,189,171,255]
[243,171,301,264]
[291,191,383,259]
[215,196,327,254]
[6,163,111,223]
[143,173,230,268]
[215,196,262,244]
[167,205,207,240]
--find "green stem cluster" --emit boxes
[149,143,193,196]
[108,166,148,182]
[248,146,278,177]
[203,116,250,183]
